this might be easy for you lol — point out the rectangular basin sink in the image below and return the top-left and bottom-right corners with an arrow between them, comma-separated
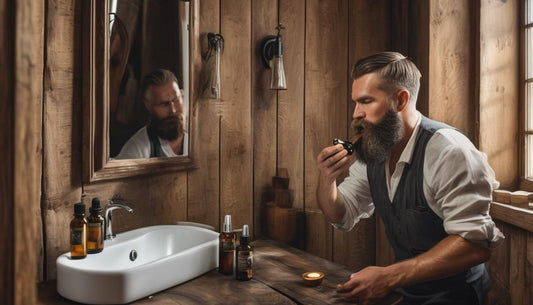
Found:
57,225 -> 219,304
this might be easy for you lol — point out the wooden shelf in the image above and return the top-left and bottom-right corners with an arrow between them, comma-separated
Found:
490,201 -> 533,233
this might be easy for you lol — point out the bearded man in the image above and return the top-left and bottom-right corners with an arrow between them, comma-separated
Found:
316,52 -> 503,305
117,69 -> 187,159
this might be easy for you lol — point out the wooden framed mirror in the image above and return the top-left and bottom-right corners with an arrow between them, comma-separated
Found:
83,0 -> 199,182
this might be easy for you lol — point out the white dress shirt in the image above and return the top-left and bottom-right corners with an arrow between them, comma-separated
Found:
116,126 -> 189,159
336,114 -> 504,249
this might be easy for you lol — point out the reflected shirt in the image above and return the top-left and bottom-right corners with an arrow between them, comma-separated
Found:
116,126 -> 188,159
336,114 -> 504,249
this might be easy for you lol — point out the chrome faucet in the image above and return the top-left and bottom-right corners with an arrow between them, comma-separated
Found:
104,199 -> 133,240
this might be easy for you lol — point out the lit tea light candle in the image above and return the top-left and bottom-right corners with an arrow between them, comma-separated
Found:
302,271 -> 325,286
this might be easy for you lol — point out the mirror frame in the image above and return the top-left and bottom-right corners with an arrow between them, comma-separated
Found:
83,0 -> 199,182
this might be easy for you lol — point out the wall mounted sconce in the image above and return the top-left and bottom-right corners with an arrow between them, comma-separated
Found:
261,24 -> 287,90
201,32 -> 224,99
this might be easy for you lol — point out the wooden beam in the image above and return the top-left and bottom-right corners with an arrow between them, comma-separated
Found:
14,0 -> 44,303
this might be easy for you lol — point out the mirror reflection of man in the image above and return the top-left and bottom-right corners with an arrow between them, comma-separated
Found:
116,69 -> 188,159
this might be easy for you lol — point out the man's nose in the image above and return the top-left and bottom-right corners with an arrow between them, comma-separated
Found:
170,102 -> 179,114
353,103 -> 364,120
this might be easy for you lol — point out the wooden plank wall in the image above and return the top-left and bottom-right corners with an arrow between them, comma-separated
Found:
8,0 -> 529,304
0,0 -> 44,304
40,0 -> 392,281
479,0 -> 519,189
0,0 -> 15,303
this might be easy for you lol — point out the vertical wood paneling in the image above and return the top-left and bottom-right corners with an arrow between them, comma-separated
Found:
332,0 -> 392,270
304,0 -> 348,259
408,0 -> 430,116
510,226 -> 527,305
13,0 -> 44,303
526,234 -> 533,302
479,0 -> 519,188
149,173 -> 188,224
278,0 -> 305,214
428,0 -> 474,138
0,0 -> 14,301
486,220 -> 511,304
391,0 -> 410,55
252,0 -> 277,238
43,0 -> 84,279
187,0 -> 221,230
219,0 -> 253,231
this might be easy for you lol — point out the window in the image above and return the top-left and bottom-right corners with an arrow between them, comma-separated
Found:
526,0 -> 533,181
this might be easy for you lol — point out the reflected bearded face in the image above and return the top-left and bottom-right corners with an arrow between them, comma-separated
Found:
351,105 -> 404,164
153,115 -> 184,141
145,81 -> 185,141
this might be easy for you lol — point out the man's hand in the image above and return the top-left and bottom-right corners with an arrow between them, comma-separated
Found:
316,144 -> 354,223
316,144 -> 352,185
336,266 -> 399,305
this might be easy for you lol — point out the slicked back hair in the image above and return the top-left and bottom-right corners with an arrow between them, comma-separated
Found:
351,52 -> 421,105
141,69 -> 179,101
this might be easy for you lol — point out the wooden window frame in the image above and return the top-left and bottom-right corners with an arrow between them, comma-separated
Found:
522,0 -> 533,191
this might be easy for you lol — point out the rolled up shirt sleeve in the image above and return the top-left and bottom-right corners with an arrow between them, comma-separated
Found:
335,160 -> 375,231
424,129 -> 505,249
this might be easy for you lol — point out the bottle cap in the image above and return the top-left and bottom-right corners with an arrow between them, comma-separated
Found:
240,224 -> 250,244
74,202 -> 85,217
223,215 -> 232,233
89,197 -> 102,214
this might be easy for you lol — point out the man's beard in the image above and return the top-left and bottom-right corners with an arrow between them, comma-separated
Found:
152,115 -> 184,141
351,108 -> 403,165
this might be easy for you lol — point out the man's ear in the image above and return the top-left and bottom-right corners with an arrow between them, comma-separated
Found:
396,89 -> 410,112
143,98 -> 151,111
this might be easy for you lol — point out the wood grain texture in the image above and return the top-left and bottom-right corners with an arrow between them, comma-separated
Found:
253,239 -> 354,305
509,226 -> 526,305
333,0 -> 392,270
187,0 -> 220,230
278,0 -> 305,213
428,0 -> 474,138
479,0 -> 519,188
252,0 -> 278,238
304,0 -> 349,260
219,0 -> 253,231
408,0 -> 430,116
0,0 -> 14,302
14,0 -> 44,303
485,220 -> 511,305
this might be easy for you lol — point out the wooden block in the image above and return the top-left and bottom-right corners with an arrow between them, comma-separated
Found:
492,190 -> 511,204
272,176 -> 289,189
264,203 -> 298,244
274,188 -> 293,208
272,168 -> 290,189
510,191 -> 533,209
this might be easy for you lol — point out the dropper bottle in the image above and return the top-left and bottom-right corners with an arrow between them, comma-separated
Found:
70,202 -> 87,259
219,215 -> 235,275
87,198 -> 104,253
236,224 -> 253,281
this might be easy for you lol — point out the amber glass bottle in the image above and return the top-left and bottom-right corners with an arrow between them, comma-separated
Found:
236,224 -> 253,281
219,215 -> 235,275
87,198 -> 104,254
70,202 -> 87,259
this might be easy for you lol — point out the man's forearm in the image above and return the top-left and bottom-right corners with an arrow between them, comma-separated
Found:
317,175 -> 346,224
385,235 -> 491,289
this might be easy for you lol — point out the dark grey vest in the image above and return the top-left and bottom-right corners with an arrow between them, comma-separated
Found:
146,123 -> 165,158
367,116 -> 488,301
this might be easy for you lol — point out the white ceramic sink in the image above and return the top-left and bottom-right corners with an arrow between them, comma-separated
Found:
57,225 -> 219,304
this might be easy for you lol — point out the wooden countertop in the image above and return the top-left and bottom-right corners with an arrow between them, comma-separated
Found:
39,239 -> 402,305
